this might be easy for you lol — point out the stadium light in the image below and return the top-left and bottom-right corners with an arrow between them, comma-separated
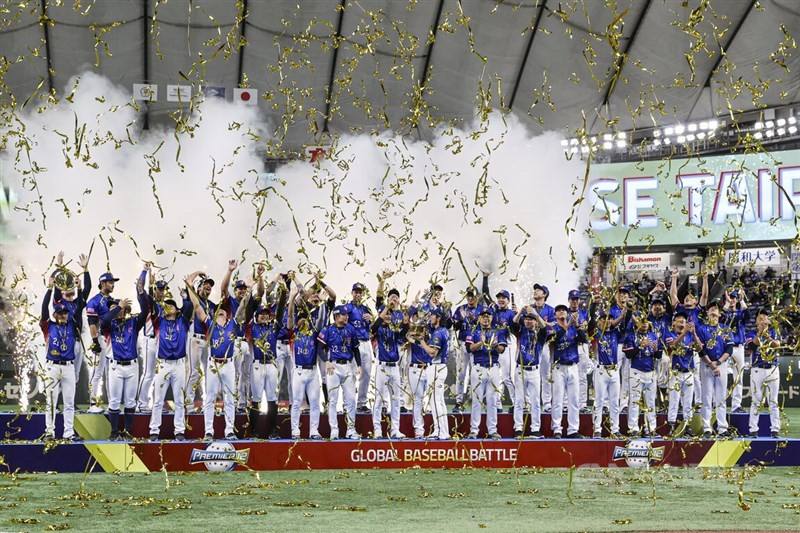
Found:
581,146 -> 590,154
653,138 -> 661,146
664,127 -> 674,135
688,123 -> 697,132
675,125 -> 686,135
699,121 -> 708,130
708,119 -> 719,129
603,133 -> 613,141
617,132 -> 626,140
602,141 -> 613,150
570,138 -> 579,145
789,116 -> 797,125
755,132 -> 763,139
653,129 -> 661,137
677,135 -> 686,143
686,134 -> 696,141
766,120 -> 774,129
766,129 -> 775,138
777,118 -> 786,127
790,125 -> 798,134
754,121 -> 764,130
663,137 -> 671,145
778,127 -> 786,136
697,132 -> 706,139
616,139 -> 626,148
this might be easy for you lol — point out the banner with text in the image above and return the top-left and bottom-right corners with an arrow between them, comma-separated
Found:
618,252 -> 671,271
589,149 -> 800,248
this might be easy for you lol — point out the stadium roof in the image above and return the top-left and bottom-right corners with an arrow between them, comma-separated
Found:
2,0 -> 798,153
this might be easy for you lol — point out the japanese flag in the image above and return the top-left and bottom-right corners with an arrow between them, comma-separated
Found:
233,88 -> 258,106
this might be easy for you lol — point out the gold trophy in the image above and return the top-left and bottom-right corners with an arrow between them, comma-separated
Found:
53,265 -> 77,292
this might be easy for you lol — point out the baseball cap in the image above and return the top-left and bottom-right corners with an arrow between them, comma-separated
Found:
568,289 -> 581,300
334,305 -> 349,316
387,288 -> 400,298
522,312 -> 536,320
479,307 -> 493,316
554,304 -> 568,313
428,308 -> 444,318
673,310 -> 688,320
465,287 -> 476,297
99,272 -> 119,283
255,306 -> 270,316
352,283 -> 366,292
706,299 -> 722,310
651,296 -> 665,306
496,290 -> 510,299
431,283 -> 444,292
53,303 -> 68,314
617,285 -> 630,294
730,289 -> 741,298
533,283 -> 549,299
154,280 -> 168,290
163,298 -> 178,309
200,277 -> 215,287
234,279 -> 248,289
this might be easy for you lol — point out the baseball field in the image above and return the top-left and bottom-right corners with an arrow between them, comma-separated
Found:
0,409 -> 797,532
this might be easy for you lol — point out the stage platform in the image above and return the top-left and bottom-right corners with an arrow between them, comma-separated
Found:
0,411 -> 795,473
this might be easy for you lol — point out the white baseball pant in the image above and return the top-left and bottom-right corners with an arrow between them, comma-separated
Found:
497,336 -> 517,409
513,365 -> 541,432
428,363 -> 449,439
108,360 -> 139,411
204,359 -> 236,436
540,344 -> 552,410
692,354 -> 702,405
149,358 -> 187,435
729,345 -> 745,410
136,334 -> 157,411
700,362 -> 728,433
276,342 -> 294,401
326,361 -> 357,438
44,361 -> 76,439
400,348 -> 412,409
373,362 -> 402,437
455,341 -> 471,404
291,366 -> 321,437
234,339 -> 251,409
356,340 -> 375,409
251,360 -> 278,402
749,366 -> 781,434
469,364 -> 501,435
186,335 -> 208,405
578,344 -> 592,409
628,368 -> 657,434
593,364 -> 620,434
551,363 -> 580,435
618,346 -> 630,409
73,340 -> 84,384
667,370 -> 695,424
89,335 -> 111,405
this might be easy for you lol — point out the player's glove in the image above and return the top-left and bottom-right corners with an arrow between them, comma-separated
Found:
90,338 -> 102,355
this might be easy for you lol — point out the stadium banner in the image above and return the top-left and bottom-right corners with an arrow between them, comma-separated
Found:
0,438 -> 797,472
589,148 -> 800,248
725,246 -> 782,266
617,252 -> 671,271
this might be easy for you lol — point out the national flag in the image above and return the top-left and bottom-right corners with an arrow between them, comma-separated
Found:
132,83 -> 158,102
202,86 -> 226,99
233,88 -> 258,106
166,84 -> 192,102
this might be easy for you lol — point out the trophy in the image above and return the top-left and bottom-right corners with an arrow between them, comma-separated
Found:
53,265 -> 77,292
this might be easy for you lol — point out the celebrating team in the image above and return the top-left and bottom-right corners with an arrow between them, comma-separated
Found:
39,254 -> 783,441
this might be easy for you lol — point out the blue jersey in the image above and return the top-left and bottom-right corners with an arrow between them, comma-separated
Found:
746,328 -> 780,368
465,326 -> 507,367
516,326 -> 547,366
343,302 -> 372,341
249,322 -> 281,362
371,314 -> 406,363
675,303 -> 703,325
550,323 -> 585,365
722,308 -> 747,345
153,315 -> 190,360
41,321 -> 77,362
663,330 -> 696,371
206,319 -> 241,359
86,292 -> 113,333
609,304 -> 629,334
593,328 -> 620,366
188,296 -> 216,335
318,323 -> 358,361
623,330 -> 661,372
492,307 -> 516,333
697,322 -> 733,362
532,303 -> 555,324
409,326 -> 449,364
452,303 -> 482,342
223,295 -> 243,326
648,312 -> 672,341
293,332 -> 318,366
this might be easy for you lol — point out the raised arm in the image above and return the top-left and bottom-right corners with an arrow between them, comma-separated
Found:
184,276 -> 208,323
669,268 -> 679,307
41,277 -> 54,323
78,253 -> 91,301
235,288 -> 252,325
287,284 -> 299,331
700,271 -> 709,307
219,259 -> 237,300
481,271 -> 493,306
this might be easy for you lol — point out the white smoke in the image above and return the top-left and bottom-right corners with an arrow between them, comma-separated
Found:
2,72 -> 591,309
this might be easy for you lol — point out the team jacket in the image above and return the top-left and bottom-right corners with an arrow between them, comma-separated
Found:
317,323 -> 360,362
205,318 -> 243,360
371,314 -> 407,363
550,323 -> 587,365
452,303 -> 482,342
144,292 -> 193,360
511,323 -> 548,367
343,302 -> 373,341
663,330 -> 698,371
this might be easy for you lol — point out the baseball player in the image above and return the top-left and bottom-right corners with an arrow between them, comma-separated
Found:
549,304 -> 588,439
146,290 -> 194,441
482,273 -> 517,413
669,270 -> 709,408
184,272 -> 217,411
100,278 -> 149,440
588,310 -> 622,439
287,283 -> 324,440
465,308 -> 506,439
318,306 -> 361,439
186,273 -> 243,441
697,300 -> 733,438
608,286 -> 633,411
135,270 -> 167,414
40,275 -> 84,441
343,283 -> 375,413
664,312 -> 702,436
623,313 -> 662,437
746,309 -> 781,438
510,306 -> 548,438
722,288 -> 748,413
52,251 -> 91,383
219,260 -> 250,412
530,284 -> 555,412
567,290 -> 591,411
86,271 -> 119,413
242,278 -> 286,439
407,308 -> 450,440
647,294 -> 672,412
370,287 -> 408,439
451,286 -> 486,413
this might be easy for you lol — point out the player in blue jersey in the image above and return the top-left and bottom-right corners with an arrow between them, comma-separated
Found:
184,271 -> 217,411
451,286 -> 489,413
588,311 -> 622,439
722,288 -> 749,413
530,283 -> 556,412
623,314 -> 663,437
697,300 -> 733,438
482,272 -> 517,413
407,308 -> 450,440
100,276 -> 149,440
549,304 -> 588,438
344,283 -> 375,413
664,311 -> 702,436
371,285 -> 409,439
746,309 -> 782,437
86,271 -> 119,413
608,285 -> 633,412
318,307 -> 361,439
465,308 -> 507,439
510,307 -> 549,438
567,289 -> 592,412
669,269 -> 709,409
135,265 -> 167,414
52,251 -> 91,384
41,273 -> 85,441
